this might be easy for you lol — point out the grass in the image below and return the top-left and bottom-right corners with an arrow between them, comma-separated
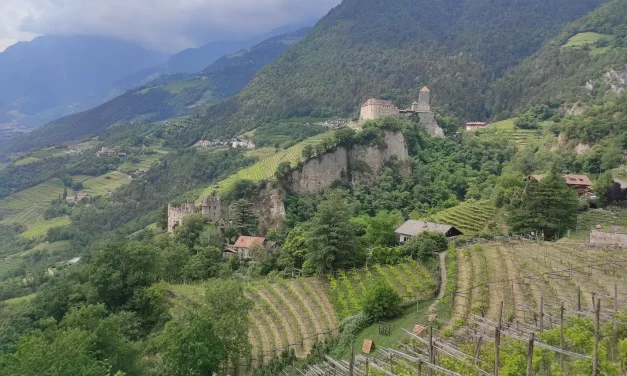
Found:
476,118 -> 549,148
563,32 -> 611,55
246,147 -> 278,159
2,293 -> 35,306
80,171 -> 132,197
0,178 -> 65,227
13,156 -> 40,166
118,153 -> 161,172
21,216 -> 71,239
198,132 -> 331,198
491,119 -> 515,130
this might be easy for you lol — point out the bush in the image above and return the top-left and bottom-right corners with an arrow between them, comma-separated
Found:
362,281 -> 402,322
400,231 -> 447,262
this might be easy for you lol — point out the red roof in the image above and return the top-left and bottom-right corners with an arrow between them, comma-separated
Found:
420,86 -> 430,92
466,122 -> 487,126
233,236 -> 266,249
529,174 -> 592,187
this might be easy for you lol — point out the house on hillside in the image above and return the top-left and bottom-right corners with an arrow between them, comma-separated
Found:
465,122 -> 488,131
223,236 -> 274,259
97,147 -> 118,157
394,220 -> 463,244
231,138 -> 256,149
527,174 -> 593,197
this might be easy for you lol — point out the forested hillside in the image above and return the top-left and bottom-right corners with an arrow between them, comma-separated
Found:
171,0 -> 607,144
0,28 -> 311,159
488,0 -> 627,118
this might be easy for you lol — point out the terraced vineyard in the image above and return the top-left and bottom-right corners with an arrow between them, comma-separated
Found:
429,201 -> 497,234
198,132 -> 331,198
560,208 -> 627,243
0,179 -> 68,238
326,262 -> 438,319
447,241 -> 627,335
169,276 -> 339,369
480,119 -> 547,148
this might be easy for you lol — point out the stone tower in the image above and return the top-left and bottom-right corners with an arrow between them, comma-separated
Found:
167,202 -> 196,233
416,86 -> 431,112
201,196 -> 222,222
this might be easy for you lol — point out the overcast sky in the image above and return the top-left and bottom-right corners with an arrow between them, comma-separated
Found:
0,0 -> 341,53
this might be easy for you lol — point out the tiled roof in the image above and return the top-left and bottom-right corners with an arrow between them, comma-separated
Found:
234,236 -> 266,249
530,174 -> 592,186
394,220 -> 460,236
420,86 -> 430,92
363,98 -> 394,106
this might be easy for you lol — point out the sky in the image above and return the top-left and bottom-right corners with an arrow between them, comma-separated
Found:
0,0 -> 341,53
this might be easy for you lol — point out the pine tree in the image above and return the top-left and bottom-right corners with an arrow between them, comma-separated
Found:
508,166 -> 578,240
231,199 -> 258,236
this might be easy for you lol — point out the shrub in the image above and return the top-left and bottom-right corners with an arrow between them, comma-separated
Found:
400,231 -> 447,262
362,281 -> 402,322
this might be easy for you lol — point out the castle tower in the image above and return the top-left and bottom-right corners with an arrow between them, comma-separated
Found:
416,86 -> 431,112
167,202 -> 196,233
201,196 -> 222,222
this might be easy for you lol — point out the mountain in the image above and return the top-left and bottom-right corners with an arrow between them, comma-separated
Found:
487,0 -> 627,119
172,0 -> 609,143
0,28 -> 312,157
0,35 -> 168,127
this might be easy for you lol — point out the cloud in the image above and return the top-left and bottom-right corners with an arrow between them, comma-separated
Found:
0,0 -> 340,53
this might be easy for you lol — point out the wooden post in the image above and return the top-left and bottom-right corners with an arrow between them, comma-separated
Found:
614,284 -> 619,361
417,359 -> 422,376
389,353 -> 394,374
593,298 -> 600,376
539,296 -> 544,332
498,301 -> 504,329
474,336 -> 483,367
560,303 -> 564,370
349,340 -> 355,376
577,286 -> 582,317
365,358 -> 369,376
494,327 -> 500,376
428,326 -> 434,376
526,332 -> 535,376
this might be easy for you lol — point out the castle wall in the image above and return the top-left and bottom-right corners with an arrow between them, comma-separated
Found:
360,104 -> 399,121
290,131 -> 409,194
202,196 -> 222,222
167,202 -> 196,233
589,230 -> 627,246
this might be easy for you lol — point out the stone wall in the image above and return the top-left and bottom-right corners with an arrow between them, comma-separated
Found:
167,202 -> 196,233
290,131 -> 409,194
589,229 -> 627,246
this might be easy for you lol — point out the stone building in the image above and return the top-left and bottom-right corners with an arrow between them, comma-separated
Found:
589,229 -> 627,246
466,122 -> 488,131
201,196 -> 222,222
359,87 -> 444,137
527,174 -> 593,197
167,202 -> 196,233
394,220 -> 463,244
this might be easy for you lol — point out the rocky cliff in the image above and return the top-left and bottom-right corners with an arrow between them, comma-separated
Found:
290,131 -> 409,194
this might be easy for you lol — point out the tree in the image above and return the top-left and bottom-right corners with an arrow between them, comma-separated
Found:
275,161 -> 293,185
351,210 -> 403,247
594,171 -> 615,207
89,241 -> 161,310
157,203 -> 168,230
507,167 -> 578,239
302,144 -> 315,160
130,282 -> 171,334
160,303 -> 226,376
232,199 -> 258,236
304,191 -> 360,274
174,213 -> 206,250
204,279 -> 253,370
277,225 -> 308,270
183,246 -> 222,281
362,281 -> 402,322
401,231 -> 447,262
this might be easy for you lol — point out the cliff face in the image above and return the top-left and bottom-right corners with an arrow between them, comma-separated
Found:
290,131 -> 409,194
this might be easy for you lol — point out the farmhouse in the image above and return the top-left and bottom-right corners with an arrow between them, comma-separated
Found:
527,174 -> 593,196
97,147 -> 118,157
223,236 -> 274,259
394,220 -> 463,244
231,138 -> 256,149
466,122 -> 488,131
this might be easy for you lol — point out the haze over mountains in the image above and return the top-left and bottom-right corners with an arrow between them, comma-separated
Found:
0,22 -> 315,128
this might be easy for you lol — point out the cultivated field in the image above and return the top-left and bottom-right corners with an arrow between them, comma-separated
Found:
0,179 -> 67,237
428,201 -> 497,235
170,276 -> 340,368
447,240 -> 627,334
563,32 -> 611,54
480,119 -> 547,148
198,132 -> 331,198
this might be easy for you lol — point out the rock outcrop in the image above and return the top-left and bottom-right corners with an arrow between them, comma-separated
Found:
290,131 -> 409,194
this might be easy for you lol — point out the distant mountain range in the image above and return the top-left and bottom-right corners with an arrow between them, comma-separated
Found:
0,27 -> 312,156
0,22 -> 315,128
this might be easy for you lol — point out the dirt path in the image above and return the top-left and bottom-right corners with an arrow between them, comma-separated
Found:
428,250 -> 448,313
448,249 -> 472,326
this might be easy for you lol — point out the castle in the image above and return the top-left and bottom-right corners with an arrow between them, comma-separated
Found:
167,196 -> 222,233
359,87 -> 444,137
